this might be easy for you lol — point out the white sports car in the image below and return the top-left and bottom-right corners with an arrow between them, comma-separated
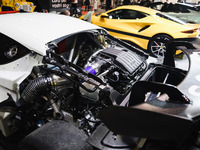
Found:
0,12 -> 200,150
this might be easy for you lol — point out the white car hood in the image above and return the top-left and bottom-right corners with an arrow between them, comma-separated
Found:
0,12 -> 102,55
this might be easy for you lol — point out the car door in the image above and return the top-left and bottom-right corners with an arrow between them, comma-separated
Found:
93,9 -> 150,46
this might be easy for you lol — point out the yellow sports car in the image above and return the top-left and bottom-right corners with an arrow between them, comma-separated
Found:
80,5 -> 200,57
0,0 -> 36,12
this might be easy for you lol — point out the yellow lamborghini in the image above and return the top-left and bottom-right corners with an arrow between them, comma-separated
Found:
80,5 -> 200,57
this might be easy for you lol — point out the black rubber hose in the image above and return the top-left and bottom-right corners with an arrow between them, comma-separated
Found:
21,77 -> 51,103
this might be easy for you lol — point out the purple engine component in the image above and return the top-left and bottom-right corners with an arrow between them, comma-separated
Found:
85,66 -> 96,75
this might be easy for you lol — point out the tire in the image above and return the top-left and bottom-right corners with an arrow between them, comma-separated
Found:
18,120 -> 93,150
148,34 -> 172,58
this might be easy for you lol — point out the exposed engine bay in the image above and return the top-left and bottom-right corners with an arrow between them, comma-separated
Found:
13,30 -> 148,136
0,29 -> 192,150
81,47 -> 147,101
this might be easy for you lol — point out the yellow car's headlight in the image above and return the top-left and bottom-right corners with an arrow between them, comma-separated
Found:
15,3 -> 19,7
30,3 -> 34,7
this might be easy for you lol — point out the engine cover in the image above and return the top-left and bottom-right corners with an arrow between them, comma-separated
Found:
100,48 -> 145,75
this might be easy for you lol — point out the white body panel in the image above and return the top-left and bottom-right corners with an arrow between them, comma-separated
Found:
0,13 -> 101,55
0,54 -> 43,102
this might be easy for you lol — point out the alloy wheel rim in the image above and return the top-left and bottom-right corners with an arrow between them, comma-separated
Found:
151,41 -> 167,57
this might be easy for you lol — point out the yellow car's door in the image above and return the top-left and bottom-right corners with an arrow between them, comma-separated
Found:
92,9 -> 151,49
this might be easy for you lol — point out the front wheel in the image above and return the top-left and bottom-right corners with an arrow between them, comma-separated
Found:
148,34 -> 172,58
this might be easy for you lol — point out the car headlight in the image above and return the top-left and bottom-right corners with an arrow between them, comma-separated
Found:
15,3 -> 19,7
30,3 -> 34,7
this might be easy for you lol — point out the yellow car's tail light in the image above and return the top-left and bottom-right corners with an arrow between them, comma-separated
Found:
181,28 -> 198,34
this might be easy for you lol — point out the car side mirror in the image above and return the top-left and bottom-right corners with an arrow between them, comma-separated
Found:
100,13 -> 109,18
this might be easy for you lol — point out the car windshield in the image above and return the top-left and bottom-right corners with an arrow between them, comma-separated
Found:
156,12 -> 187,25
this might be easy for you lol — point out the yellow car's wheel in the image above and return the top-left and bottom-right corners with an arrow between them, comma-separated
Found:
148,34 -> 173,58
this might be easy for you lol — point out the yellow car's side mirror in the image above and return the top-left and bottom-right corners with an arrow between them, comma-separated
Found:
100,13 -> 109,18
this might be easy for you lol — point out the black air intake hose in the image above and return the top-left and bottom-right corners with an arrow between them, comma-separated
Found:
21,77 -> 52,103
